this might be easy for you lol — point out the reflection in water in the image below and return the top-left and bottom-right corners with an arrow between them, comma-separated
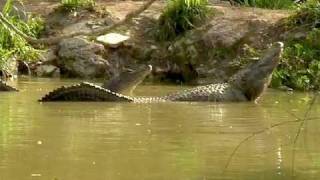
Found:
276,145 -> 283,175
0,78 -> 319,179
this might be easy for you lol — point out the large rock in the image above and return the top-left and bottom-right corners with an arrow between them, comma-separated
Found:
57,37 -> 110,78
35,65 -> 60,77
44,7 -> 115,37
201,6 -> 289,49
202,18 -> 268,49
39,48 -> 57,63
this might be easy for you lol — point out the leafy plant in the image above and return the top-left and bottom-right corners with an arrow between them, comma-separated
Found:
287,0 -> 320,28
272,29 -> 320,90
156,0 -> 210,41
0,0 -> 44,70
270,0 -> 320,90
230,0 -> 295,9
60,0 -> 95,10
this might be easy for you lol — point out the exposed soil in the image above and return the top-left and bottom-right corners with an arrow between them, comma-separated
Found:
23,0 -> 164,18
16,1 -> 292,83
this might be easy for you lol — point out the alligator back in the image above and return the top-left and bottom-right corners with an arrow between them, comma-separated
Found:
163,83 -> 247,102
102,65 -> 152,95
39,42 -> 283,103
39,82 -> 133,102
39,65 -> 152,102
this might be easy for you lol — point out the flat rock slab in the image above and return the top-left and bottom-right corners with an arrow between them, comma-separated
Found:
97,33 -> 130,48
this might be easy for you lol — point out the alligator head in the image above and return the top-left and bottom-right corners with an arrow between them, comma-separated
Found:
102,65 -> 152,95
229,42 -> 284,101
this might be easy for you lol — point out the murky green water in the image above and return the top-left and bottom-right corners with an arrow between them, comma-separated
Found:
0,78 -> 319,180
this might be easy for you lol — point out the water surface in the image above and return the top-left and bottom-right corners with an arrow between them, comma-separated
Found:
0,78 -> 319,180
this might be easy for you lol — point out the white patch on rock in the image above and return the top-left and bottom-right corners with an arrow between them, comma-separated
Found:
96,33 -> 130,48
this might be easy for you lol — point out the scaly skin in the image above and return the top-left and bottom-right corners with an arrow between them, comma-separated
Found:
102,65 -> 153,95
40,42 -> 283,102
40,82 -> 133,102
39,65 -> 152,102
0,80 -> 18,91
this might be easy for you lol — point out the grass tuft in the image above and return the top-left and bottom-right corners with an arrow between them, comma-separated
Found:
272,0 -> 320,90
60,0 -> 95,10
287,0 -> 320,28
230,0 -> 295,9
155,0 -> 211,41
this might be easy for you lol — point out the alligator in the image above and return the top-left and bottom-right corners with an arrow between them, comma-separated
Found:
40,65 -> 153,102
0,79 -> 18,91
102,65 -> 153,95
39,42 -> 283,102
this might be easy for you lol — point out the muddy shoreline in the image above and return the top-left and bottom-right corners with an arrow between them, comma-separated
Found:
3,0 -> 293,85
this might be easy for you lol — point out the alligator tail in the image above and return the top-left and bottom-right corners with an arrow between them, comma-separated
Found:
39,82 -> 133,102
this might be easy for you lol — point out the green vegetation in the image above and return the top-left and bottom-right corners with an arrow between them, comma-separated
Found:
272,0 -> 320,90
0,0 -> 44,70
273,30 -> 320,90
60,0 -> 95,10
156,0 -> 210,41
231,0 -> 295,9
287,0 -> 320,28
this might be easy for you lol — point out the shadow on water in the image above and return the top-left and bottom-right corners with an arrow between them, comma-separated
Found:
0,78 -> 319,179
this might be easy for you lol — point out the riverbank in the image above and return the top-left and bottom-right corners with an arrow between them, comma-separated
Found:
1,0 -> 317,90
